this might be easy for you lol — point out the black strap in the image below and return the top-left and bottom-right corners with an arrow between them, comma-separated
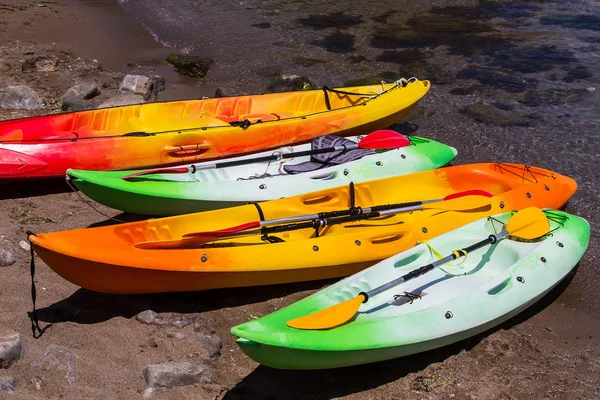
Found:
322,87 -> 332,110
229,119 -> 252,129
26,231 -> 49,338
250,202 -> 265,221
349,181 -> 356,209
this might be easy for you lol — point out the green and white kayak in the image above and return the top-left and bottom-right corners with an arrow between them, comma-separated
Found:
66,135 -> 456,216
231,210 -> 590,370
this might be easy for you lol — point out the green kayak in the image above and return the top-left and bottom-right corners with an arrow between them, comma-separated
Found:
67,134 -> 456,216
231,210 -> 590,369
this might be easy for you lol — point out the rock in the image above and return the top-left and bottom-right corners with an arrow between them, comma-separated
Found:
32,344 -> 77,384
143,361 -> 217,398
215,87 -> 245,98
460,103 -> 533,127
60,96 -> 95,112
256,65 -> 282,78
166,55 -> 214,79
193,323 -> 222,361
135,311 -> 201,328
457,67 -> 537,93
21,55 -> 58,73
267,75 -> 314,93
120,74 -> 165,101
19,240 -> 30,252
166,332 -> 186,340
31,376 -> 42,391
98,94 -> 145,108
0,85 -> 44,110
0,376 -> 16,394
136,310 -> 159,325
0,237 -> 19,267
61,83 -> 100,101
0,331 -> 24,369
294,57 -> 326,67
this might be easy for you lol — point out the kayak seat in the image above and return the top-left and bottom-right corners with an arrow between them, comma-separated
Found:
284,135 -> 374,174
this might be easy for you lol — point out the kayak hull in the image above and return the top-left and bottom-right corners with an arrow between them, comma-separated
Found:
232,210 -> 590,369
0,81 -> 430,180
67,135 -> 458,216
29,163 -> 577,294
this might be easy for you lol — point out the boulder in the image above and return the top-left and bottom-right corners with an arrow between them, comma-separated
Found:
143,361 -> 217,398
166,55 -> 214,79
0,85 -> 44,110
98,94 -> 145,108
60,96 -> 95,112
215,87 -> 246,98
0,331 -> 24,369
120,74 -> 165,101
21,56 -> 58,73
0,237 -> 19,267
267,74 -> 314,93
61,83 -> 100,101
193,323 -> 222,361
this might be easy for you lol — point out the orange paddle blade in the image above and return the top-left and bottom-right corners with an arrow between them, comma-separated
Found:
506,207 -> 550,239
286,294 -> 366,330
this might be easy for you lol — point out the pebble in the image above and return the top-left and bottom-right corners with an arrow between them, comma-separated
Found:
19,240 -> 30,252
0,85 -> 44,110
0,376 -> 16,394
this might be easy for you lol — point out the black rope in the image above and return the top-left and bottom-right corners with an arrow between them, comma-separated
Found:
250,202 -> 265,221
494,163 -> 555,184
25,232 -> 49,338
393,291 -> 422,304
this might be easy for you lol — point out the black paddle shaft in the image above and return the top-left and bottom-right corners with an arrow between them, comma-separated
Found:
361,233 -> 502,301
260,209 -> 386,235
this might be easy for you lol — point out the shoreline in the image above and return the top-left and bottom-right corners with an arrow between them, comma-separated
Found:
1,0 -> 599,398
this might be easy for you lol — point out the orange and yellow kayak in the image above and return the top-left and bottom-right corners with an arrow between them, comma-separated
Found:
0,80 -> 429,180
29,163 -> 576,294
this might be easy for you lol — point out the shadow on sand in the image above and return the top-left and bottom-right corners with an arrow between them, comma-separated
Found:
0,178 -> 72,199
223,264 -> 579,400
34,278 -> 338,325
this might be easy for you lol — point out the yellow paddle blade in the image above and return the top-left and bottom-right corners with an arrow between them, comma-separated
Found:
286,294 -> 366,330
424,195 -> 491,212
506,207 -> 550,239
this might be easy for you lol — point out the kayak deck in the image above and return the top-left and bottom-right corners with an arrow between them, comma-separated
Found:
231,210 -> 590,369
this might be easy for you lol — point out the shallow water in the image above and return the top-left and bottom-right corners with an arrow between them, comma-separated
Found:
100,0 -> 600,316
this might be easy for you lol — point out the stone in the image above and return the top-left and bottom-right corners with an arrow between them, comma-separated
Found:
0,331 -> 24,369
120,74 -> 165,101
193,323 -> 222,361
0,376 -> 16,394
135,311 -> 201,328
61,96 -> 95,112
0,85 -> 44,110
267,74 -> 314,93
32,344 -> 77,384
166,55 -> 214,79
19,240 -> 30,252
98,94 -> 145,108
21,55 -> 58,73
136,310 -> 159,325
460,103 -> 533,127
166,332 -> 186,340
0,237 -> 19,267
143,361 -> 217,398
215,87 -> 245,98
60,83 -> 100,101
31,376 -> 42,391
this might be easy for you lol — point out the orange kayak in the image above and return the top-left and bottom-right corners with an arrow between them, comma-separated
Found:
0,80 -> 429,180
29,163 -> 576,294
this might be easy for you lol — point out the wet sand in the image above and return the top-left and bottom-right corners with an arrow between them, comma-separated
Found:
1,0 -> 599,399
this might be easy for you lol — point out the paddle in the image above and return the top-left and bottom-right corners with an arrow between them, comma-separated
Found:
182,189 -> 493,239
122,130 -> 411,180
134,190 -> 493,250
285,207 -> 550,330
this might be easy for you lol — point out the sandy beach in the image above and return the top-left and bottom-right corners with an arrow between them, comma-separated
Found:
1,0 -> 599,399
